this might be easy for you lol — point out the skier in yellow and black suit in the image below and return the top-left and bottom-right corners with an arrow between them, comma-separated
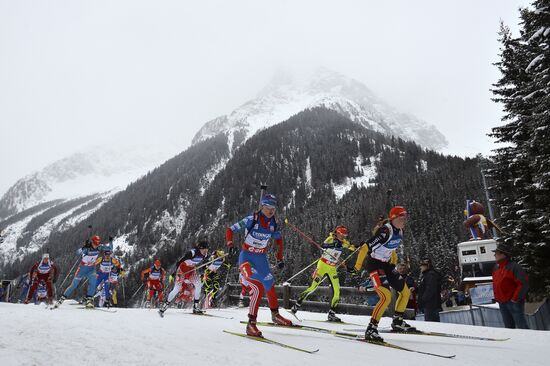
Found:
354,206 -> 416,342
291,226 -> 356,322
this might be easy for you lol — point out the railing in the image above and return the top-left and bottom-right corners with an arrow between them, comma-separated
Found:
222,283 -> 416,319
417,299 -> 550,330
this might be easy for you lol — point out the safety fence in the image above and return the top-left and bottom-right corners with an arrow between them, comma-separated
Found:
222,283 -> 416,319
416,299 -> 550,330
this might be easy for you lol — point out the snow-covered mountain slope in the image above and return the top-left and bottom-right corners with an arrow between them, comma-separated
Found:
0,193 -> 112,266
192,67 -> 448,151
0,144 -> 181,220
0,143 -> 182,265
0,302 -> 547,366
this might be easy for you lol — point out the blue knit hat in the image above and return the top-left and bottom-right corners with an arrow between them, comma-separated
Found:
260,194 -> 277,208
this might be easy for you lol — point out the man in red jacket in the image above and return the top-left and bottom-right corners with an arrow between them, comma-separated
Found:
492,242 -> 529,329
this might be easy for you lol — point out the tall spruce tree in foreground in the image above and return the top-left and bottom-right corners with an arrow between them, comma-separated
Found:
490,0 -> 550,297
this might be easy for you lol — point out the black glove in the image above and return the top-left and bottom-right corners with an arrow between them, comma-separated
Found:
277,260 -> 285,269
109,236 -> 114,242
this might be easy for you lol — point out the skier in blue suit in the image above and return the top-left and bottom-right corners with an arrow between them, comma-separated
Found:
55,235 -> 111,308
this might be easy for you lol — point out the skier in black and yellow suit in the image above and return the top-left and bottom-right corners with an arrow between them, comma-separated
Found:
291,226 -> 356,322
354,206 -> 416,342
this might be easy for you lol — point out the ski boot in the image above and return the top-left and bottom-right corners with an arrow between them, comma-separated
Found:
192,300 -> 204,314
327,309 -> 342,322
237,297 -> 245,308
365,321 -> 384,343
391,312 -> 416,332
53,295 -> 66,309
271,309 -> 293,326
85,296 -> 94,309
158,301 -> 170,317
290,300 -> 301,315
246,314 -> 263,337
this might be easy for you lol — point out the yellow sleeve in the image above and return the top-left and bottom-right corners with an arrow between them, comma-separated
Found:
94,257 -> 102,265
343,239 -> 356,252
354,244 -> 369,271
390,251 -> 398,265
324,233 -> 335,244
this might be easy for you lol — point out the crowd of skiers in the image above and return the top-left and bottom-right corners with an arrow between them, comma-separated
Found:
12,192 -> 529,339
15,236 -> 126,308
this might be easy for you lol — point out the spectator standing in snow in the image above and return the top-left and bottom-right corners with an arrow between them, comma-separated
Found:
492,242 -> 529,329
417,258 -> 442,322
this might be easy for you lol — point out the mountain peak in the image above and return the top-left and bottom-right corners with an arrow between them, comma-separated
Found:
192,67 -> 447,150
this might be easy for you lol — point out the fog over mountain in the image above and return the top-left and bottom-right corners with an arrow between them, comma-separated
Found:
193,68 -> 448,151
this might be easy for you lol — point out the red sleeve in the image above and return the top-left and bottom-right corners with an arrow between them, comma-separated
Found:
178,262 -> 187,273
275,238 -> 283,261
29,263 -> 38,277
226,227 -> 234,243
140,268 -> 150,281
50,263 -> 59,283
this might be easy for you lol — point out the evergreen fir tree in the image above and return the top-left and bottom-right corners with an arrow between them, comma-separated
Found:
490,0 -> 550,296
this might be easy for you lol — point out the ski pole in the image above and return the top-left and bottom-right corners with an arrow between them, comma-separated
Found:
129,283 -> 144,302
177,253 -> 230,278
122,278 -> 126,305
57,258 -> 80,293
284,258 -> 319,283
336,245 -> 361,269
258,183 -> 268,210
283,218 -> 343,265
318,245 -> 363,285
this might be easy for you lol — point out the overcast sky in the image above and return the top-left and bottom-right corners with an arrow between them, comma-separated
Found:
0,0 -> 530,194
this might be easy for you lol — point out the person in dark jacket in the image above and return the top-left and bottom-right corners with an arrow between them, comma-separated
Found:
492,242 -> 529,329
417,259 -> 442,322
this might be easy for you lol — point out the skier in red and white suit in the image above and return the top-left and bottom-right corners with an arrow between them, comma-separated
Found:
141,259 -> 166,305
159,240 -> 208,315
25,253 -> 58,304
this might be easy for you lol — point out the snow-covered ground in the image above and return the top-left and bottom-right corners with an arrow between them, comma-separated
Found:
1,301 -> 548,366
